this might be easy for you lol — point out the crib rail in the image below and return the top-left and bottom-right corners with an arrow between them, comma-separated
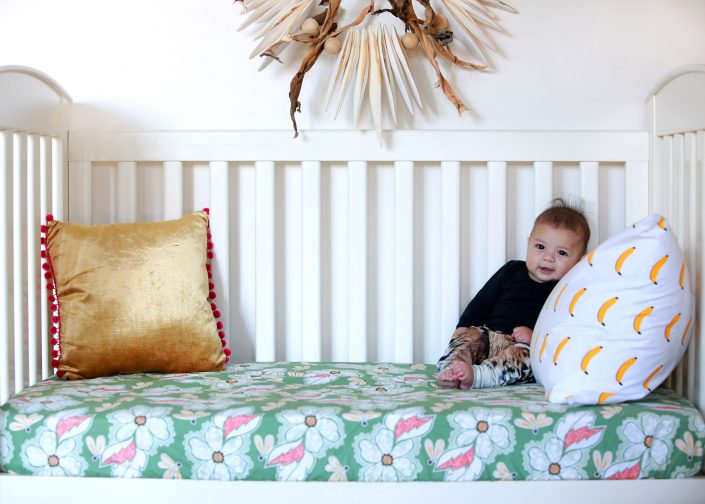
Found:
66,130 -> 648,367
649,65 -> 705,412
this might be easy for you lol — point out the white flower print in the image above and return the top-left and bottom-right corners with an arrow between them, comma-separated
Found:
108,405 -> 175,452
689,414 -> 705,435
525,437 -> 585,480
266,440 -> 317,481
0,411 -> 13,469
523,411 -> 604,480
20,409 -> 92,477
354,424 -> 421,481
617,413 -> 677,475
10,394 -> 79,414
451,407 -> 513,461
303,369 -> 358,386
435,444 -> 484,481
185,407 -> 261,480
279,407 -> 343,455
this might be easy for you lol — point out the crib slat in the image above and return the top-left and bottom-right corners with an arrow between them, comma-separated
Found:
487,162 -> 507,276
579,161 -> 599,250
68,161 -> 92,225
686,132 -> 697,402
533,161 -> 553,215
348,161 -> 368,361
697,130 -> 705,410
209,161 -> 230,352
0,130 -> 12,403
301,161 -> 322,361
256,161 -> 276,361
162,161 -> 184,220
12,133 -> 25,393
625,161 -> 649,225
52,137 -> 64,219
673,134 -> 685,396
394,161 -> 414,363
39,136 -> 51,379
117,161 -> 138,223
441,162 -> 461,353
27,134 -> 39,387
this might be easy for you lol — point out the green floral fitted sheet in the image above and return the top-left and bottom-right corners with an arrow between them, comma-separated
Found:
1,362 -> 703,481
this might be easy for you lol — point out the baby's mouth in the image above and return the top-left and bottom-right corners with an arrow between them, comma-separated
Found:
539,267 -> 554,275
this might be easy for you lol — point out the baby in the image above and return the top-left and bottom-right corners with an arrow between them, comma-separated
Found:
437,198 -> 590,389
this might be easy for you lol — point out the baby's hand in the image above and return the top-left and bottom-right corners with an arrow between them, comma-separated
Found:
512,326 -> 533,345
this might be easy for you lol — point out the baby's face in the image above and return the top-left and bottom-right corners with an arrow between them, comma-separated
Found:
526,224 -> 584,283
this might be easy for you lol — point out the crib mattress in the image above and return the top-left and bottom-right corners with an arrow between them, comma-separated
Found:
1,362 -> 703,481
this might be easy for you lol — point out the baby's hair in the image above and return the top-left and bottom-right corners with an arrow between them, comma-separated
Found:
533,197 -> 591,254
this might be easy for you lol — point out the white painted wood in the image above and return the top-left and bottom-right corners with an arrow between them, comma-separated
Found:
0,130 -> 12,403
12,133 -> 25,393
26,134 -> 39,386
487,162 -> 507,276
673,134 -> 685,395
68,161 -> 92,224
1,473 -> 705,504
209,161 -> 230,348
301,161 -> 322,361
116,161 -> 138,223
348,161 -> 368,361
624,161 -> 649,225
686,132 -> 697,403
698,130 -> 705,411
533,161 -> 553,216
162,161 -> 184,220
394,161 -> 414,363
440,162 -> 460,353
39,135 -> 50,379
51,137 -> 63,219
70,131 -> 649,163
579,161 -> 599,252
255,161 -> 276,361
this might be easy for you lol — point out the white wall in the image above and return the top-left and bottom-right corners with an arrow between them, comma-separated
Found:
0,0 -> 704,132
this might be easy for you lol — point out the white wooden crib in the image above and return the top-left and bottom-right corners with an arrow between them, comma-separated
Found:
0,64 -> 704,503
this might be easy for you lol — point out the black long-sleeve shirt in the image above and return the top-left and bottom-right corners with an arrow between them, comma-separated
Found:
457,260 -> 557,334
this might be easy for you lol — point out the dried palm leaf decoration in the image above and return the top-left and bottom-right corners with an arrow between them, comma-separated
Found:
235,0 -> 516,142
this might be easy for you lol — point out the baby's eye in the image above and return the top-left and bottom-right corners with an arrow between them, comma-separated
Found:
558,250 -> 568,256
535,244 -> 545,250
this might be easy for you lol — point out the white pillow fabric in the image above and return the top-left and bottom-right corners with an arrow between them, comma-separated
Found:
531,214 -> 694,405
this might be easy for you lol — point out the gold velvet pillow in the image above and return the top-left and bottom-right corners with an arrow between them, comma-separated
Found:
41,210 -> 229,380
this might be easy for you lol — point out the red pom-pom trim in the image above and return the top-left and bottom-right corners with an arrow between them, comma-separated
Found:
42,216 -> 64,378
203,210 -> 228,363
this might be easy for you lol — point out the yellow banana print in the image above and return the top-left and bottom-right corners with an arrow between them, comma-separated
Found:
650,255 -> 669,285
539,333 -> 549,363
553,336 -> 571,366
553,284 -> 568,312
633,306 -> 654,335
598,392 -> 615,405
664,313 -> 681,342
581,346 -> 603,375
679,261 -> 685,289
643,365 -> 663,391
587,249 -> 596,267
682,317 -> 693,346
616,357 -> 638,385
569,288 -> 587,317
657,215 -> 667,230
614,246 -> 636,275
597,297 -> 619,326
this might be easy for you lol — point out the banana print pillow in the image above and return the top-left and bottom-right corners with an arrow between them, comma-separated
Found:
531,214 -> 694,405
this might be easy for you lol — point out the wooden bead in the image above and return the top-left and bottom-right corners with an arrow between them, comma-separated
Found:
401,32 -> 419,50
301,18 -> 320,36
324,36 -> 342,54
